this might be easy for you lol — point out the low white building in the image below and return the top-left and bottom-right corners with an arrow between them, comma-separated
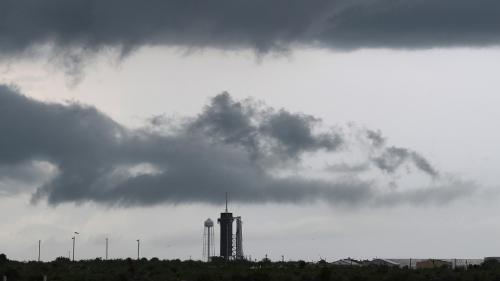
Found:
369,259 -> 400,267
332,258 -> 363,266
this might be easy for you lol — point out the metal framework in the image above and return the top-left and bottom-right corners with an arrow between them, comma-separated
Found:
235,217 -> 244,260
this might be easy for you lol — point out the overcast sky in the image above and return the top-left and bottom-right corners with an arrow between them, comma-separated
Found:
1,0 -> 500,262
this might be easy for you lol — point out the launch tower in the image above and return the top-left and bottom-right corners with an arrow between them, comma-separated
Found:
218,193 -> 234,260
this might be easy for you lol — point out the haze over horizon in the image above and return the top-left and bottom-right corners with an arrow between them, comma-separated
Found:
1,0 -> 500,262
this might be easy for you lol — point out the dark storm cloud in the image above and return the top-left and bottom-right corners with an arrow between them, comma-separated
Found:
189,92 -> 259,154
0,85 -> 465,207
260,110 -> 342,159
189,92 -> 343,161
1,0 -> 500,60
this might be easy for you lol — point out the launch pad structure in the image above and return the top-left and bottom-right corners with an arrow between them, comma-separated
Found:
217,193 -> 244,261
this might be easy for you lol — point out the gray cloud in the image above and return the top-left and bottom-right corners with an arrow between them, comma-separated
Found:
0,85 -> 467,207
260,110 -> 342,159
374,179 -> 475,207
0,161 -> 56,195
372,146 -> 439,178
1,0 -> 500,61
326,162 -> 371,174
189,92 -> 259,155
365,130 -> 386,148
189,92 -> 343,161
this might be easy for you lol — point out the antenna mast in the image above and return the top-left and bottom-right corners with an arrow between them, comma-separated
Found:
225,192 -> 228,212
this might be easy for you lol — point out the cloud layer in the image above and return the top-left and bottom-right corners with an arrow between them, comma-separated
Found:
3,0 -> 499,82
0,85 -> 470,207
1,0 -> 500,58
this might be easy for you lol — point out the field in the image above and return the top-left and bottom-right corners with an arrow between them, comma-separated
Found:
1,255 -> 500,281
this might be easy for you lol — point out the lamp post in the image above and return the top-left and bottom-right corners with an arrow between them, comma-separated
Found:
136,239 -> 140,260
105,238 -> 109,260
38,240 -> 41,262
72,232 -> 79,261
72,237 -> 75,261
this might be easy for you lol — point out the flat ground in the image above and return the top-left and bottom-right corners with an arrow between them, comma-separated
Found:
1,257 -> 500,281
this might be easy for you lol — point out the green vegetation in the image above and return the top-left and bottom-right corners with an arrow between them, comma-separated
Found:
1,254 -> 500,281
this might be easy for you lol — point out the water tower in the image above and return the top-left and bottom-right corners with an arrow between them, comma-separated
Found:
203,218 -> 215,261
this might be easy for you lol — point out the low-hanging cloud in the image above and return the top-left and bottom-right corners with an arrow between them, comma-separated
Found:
0,85 -> 471,207
1,0 -> 500,60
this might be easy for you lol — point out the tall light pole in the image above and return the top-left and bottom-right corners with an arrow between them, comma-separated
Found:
72,237 -> 75,261
105,238 -> 109,260
72,232 -> 79,261
136,239 -> 140,260
38,240 -> 41,262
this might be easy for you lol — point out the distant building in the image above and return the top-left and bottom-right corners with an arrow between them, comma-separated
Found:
369,259 -> 400,267
332,258 -> 363,266
416,259 -> 452,269
484,257 -> 500,263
